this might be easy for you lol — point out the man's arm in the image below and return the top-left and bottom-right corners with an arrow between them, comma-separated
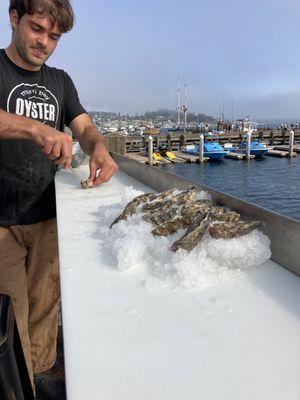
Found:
69,113 -> 118,186
0,108 -> 73,168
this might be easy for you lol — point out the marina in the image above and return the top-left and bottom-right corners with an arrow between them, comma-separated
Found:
103,128 -> 300,164
103,128 -> 300,154
102,128 -> 300,221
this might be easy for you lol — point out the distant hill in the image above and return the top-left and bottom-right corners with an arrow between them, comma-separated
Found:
89,111 -> 118,119
143,109 -> 216,123
89,109 -> 216,123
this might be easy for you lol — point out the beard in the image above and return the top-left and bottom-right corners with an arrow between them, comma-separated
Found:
14,31 -> 52,68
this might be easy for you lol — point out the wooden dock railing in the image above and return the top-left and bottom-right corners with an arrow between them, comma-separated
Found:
103,129 -> 300,155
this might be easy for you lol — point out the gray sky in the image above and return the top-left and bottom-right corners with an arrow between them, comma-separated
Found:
1,0 -> 300,119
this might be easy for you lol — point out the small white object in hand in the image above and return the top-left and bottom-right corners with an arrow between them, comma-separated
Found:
81,180 -> 94,189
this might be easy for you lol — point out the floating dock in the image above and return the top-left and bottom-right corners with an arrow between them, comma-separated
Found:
174,151 -> 206,163
225,152 -> 255,160
273,145 -> 300,153
126,151 -> 203,164
266,149 -> 297,158
127,151 -> 260,164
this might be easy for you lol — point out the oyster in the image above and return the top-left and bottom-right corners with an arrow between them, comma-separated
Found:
212,211 -> 240,224
142,186 -> 197,212
110,192 -> 157,228
170,211 -> 214,252
181,203 -> 226,224
81,179 -> 94,189
110,188 -> 177,228
143,206 -> 179,226
181,200 -> 213,217
209,221 -> 263,239
152,216 -> 189,236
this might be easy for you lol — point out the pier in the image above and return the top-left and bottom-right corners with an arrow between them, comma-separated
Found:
127,151 -> 209,165
267,149 -> 297,158
225,152 -> 255,160
103,128 -> 299,163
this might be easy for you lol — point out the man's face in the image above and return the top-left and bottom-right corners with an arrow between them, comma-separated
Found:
10,10 -> 62,70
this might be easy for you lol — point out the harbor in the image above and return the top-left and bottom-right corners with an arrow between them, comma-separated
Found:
99,129 -> 300,221
103,128 -> 300,162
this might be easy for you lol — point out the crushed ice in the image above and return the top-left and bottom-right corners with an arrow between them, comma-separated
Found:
97,186 -> 271,289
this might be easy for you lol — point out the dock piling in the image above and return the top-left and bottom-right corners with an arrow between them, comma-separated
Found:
289,130 -> 294,158
148,136 -> 153,166
199,134 -> 204,163
246,132 -> 252,160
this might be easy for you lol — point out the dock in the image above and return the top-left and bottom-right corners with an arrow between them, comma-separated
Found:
273,145 -> 300,153
126,151 -> 209,164
126,153 -> 161,165
266,149 -> 297,158
126,152 -> 184,165
103,132 -> 300,164
103,128 -> 300,156
174,151 -> 205,163
225,152 -> 255,160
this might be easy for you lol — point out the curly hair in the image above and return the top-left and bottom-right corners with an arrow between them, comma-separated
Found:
9,0 -> 74,33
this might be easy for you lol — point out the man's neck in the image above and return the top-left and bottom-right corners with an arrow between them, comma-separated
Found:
5,44 -> 41,72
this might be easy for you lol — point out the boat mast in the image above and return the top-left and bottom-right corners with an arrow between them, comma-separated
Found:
177,75 -> 181,127
182,83 -> 188,135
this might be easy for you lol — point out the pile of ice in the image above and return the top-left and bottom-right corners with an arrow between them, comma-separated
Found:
97,186 -> 271,289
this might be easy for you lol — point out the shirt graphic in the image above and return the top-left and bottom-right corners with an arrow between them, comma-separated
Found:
7,83 -> 59,128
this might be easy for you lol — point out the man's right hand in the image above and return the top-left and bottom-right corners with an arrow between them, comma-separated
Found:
0,109 -> 73,169
37,130 -> 73,169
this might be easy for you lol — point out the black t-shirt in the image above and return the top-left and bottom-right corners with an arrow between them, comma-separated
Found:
0,49 -> 86,226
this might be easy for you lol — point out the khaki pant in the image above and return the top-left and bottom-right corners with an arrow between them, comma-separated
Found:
0,218 -> 60,385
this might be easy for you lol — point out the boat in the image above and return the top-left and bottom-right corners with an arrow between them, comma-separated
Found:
224,140 -> 268,158
182,142 -> 226,160
226,119 -> 268,158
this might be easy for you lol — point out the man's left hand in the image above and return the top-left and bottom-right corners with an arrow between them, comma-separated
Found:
88,142 -> 118,187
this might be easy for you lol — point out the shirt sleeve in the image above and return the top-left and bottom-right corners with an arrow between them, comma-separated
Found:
63,72 -> 87,126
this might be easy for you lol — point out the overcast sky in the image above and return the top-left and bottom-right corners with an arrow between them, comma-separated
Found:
1,0 -> 300,120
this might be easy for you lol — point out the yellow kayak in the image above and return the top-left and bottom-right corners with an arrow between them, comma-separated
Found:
165,151 -> 176,160
153,152 -> 163,161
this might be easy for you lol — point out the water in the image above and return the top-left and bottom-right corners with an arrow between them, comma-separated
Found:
160,155 -> 300,221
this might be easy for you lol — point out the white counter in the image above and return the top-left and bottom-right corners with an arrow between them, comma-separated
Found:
55,166 -> 300,400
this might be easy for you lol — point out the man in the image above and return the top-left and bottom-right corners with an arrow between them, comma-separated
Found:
0,0 -> 118,393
